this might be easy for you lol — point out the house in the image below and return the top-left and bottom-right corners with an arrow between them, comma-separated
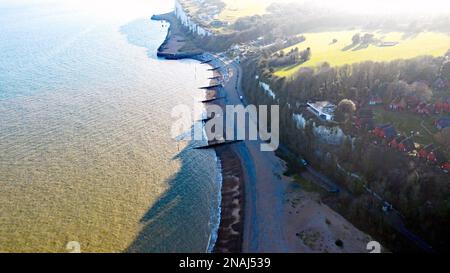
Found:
368,97 -> 383,106
415,102 -> 432,115
405,95 -> 420,109
397,136 -> 415,153
433,100 -> 450,113
417,144 -> 435,159
389,136 -> 405,149
373,124 -> 397,140
441,162 -> 450,173
389,98 -> 406,111
307,101 -> 336,121
373,124 -> 390,137
435,117 -> 450,130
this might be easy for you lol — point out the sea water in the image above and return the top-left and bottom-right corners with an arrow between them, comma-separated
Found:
0,0 -> 221,252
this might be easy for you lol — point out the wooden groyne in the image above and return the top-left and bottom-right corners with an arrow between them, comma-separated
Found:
199,84 -> 223,90
208,67 -> 221,71
197,117 -> 213,123
200,97 -> 226,103
194,140 -> 243,150
201,59 -> 213,64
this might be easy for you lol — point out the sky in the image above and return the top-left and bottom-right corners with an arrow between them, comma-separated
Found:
297,0 -> 450,15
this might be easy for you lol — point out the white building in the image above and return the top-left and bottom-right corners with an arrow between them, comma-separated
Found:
307,101 -> 336,121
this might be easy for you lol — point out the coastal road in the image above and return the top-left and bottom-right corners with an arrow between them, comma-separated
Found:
209,54 -> 291,252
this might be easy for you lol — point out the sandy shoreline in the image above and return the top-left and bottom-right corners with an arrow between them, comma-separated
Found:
152,12 -> 375,253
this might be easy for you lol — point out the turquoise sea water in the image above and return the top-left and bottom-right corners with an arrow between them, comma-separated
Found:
0,0 -> 221,252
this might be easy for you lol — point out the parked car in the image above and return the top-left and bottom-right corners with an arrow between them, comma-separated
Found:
300,159 -> 308,166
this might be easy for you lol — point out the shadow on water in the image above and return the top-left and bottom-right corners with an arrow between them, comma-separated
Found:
119,18 -> 169,59
119,17 -> 220,253
126,131 -> 220,253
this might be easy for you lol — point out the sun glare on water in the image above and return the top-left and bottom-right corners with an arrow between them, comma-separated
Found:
63,0 -> 169,20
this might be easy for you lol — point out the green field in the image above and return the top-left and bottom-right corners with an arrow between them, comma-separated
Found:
274,31 -> 450,77
218,0 -> 287,22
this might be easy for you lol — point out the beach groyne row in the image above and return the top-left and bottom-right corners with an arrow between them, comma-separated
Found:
151,13 -> 246,252
197,53 -> 246,253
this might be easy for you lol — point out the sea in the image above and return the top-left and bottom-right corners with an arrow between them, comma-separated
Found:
0,0 -> 221,253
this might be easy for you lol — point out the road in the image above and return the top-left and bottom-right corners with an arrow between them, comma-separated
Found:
206,54 -> 290,252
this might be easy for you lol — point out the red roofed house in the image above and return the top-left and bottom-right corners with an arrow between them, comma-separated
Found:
434,100 -> 450,114
427,151 -> 437,163
442,162 -> 450,173
373,124 -> 397,140
389,136 -> 405,149
397,136 -> 415,153
417,144 -> 435,159
389,98 -> 406,111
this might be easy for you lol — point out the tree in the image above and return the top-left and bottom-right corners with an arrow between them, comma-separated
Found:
336,99 -> 356,125
411,81 -> 432,101
337,99 -> 356,114
385,80 -> 411,103
300,47 -> 311,62
362,33 -> 375,44
352,33 -> 361,45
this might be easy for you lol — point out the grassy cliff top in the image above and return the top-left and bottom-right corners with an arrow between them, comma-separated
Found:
179,0 -> 292,33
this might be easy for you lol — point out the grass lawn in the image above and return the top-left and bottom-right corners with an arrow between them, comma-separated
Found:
274,31 -> 450,77
372,106 -> 441,146
218,0 -> 270,22
218,0 -> 296,22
